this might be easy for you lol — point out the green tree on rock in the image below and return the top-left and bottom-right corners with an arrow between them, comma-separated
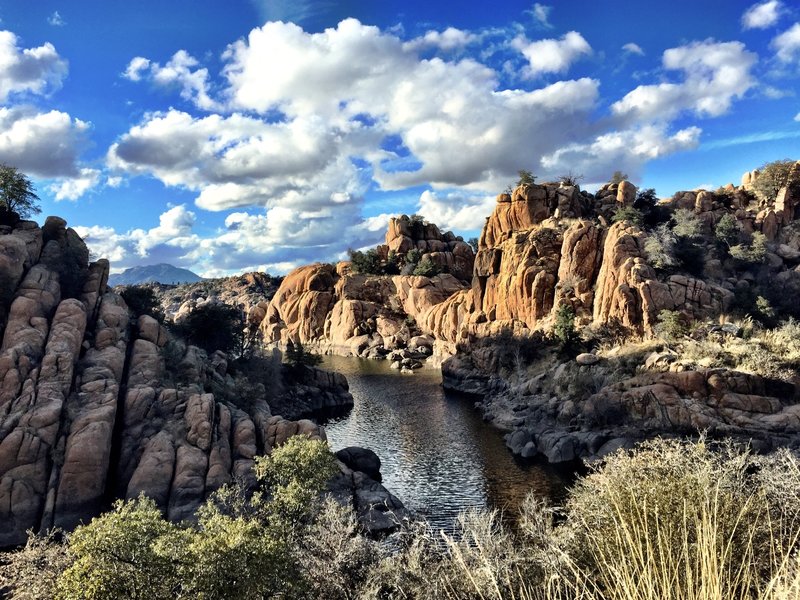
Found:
0,164 -> 40,222
284,340 -> 322,368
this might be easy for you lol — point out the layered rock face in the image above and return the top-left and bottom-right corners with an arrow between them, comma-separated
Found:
265,168 -> 800,359
0,218 -> 353,547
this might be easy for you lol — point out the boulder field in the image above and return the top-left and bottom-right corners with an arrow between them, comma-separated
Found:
0,217 -> 397,548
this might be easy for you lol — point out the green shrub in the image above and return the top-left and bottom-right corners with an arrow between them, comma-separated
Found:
120,285 -> 164,322
57,496 -> 178,600
348,248 -> 383,275
553,304 -> 577,347
729,232 -> 767,264
254,436 -> 338,528
412,257 -> 441,277
517,169 -> 536,186
715,213 -> 741,248
172,303 -> 245,356
51,436 -> 340,600
654,309 -> 687,341
611,205 -> 644,226
671,208 -> 702,239
644,223 -> 677,270
284,340 -> 323,369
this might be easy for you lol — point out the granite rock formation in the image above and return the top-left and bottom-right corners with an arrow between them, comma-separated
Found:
0,218 -> 358,547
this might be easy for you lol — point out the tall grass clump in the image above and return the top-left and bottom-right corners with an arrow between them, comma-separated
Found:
560,439 -> 800,600
366,438 -> 800,600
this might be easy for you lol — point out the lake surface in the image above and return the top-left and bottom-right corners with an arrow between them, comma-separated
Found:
321,356 -> 567,532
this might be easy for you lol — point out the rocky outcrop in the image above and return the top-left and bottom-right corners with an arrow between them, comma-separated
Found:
146,271 -> 281,326
262,262 -> 468,358
379,215 -> 475,281
503,367 -> 800,464
0,217 -> 367,547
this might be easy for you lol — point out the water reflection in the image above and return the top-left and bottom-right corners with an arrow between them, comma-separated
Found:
321,356 -> 567,532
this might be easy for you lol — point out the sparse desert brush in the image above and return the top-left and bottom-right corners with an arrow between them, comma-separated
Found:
671,319 -> 800,382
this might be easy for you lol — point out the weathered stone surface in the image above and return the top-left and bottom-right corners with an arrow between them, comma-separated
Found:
617,181 -> 637,205
336,446 -> 382,481
0,298 -> 86,545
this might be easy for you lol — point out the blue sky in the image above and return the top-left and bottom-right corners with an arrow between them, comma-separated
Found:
0,0 -> 798,275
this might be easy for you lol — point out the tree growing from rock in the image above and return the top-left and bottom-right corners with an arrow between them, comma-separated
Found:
516,169 -> 536,187
284,340 -> 322,368
0,164 -> 40,221
752,158 -> 795,203
610,170 -> 628,184
173,303 -> 246,356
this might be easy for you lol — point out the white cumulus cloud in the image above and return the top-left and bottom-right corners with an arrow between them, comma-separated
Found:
612,40 -> 757,122
772,23 -> 800,62
513,31 -> 592,77
742,1 -> 782,29
48,168 -> 100,200
0,107 -> 89,177
417,189 -> 496,231
0,30 -> 67,101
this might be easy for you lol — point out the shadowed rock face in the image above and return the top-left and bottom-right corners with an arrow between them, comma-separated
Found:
0,217 -> 352,548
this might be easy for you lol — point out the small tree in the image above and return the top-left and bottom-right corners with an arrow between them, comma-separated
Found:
715,214 -> 740,248
284,340 -> 322,368
752,159 -> 795,203
553,304 -> 577,347
730,231 -> 767,264
633,188 -> 658,211
654,309 -> 687,341
0,164 -> 40,220
348,248 -> 383,275
174,303 -> 245,356
412,257 -> 441,277
467,237 -> 479,253
120,285 -> 164,322
611,205 -> 644,226
644,223 -> 677,270
517,169 -> 536,187
610,170 -> 629,184
559,170 -> 584,186
671,208 -> 702,239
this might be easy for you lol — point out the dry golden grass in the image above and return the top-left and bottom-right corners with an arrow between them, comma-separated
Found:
373,438 -> 800,600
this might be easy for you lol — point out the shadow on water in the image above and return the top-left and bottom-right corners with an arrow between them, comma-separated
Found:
320,355 -> 570,533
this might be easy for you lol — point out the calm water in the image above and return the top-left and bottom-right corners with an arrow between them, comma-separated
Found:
322,356 -> 567,532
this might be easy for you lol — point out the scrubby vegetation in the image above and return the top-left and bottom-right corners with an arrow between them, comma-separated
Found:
4,438 -> 800,600
120,285 -> 165,322
170,302 -> 249,357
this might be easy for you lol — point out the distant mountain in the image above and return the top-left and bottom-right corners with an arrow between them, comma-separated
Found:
109,263 -> 204,286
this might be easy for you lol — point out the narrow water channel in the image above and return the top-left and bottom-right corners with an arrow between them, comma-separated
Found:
321,356 -> 567,532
